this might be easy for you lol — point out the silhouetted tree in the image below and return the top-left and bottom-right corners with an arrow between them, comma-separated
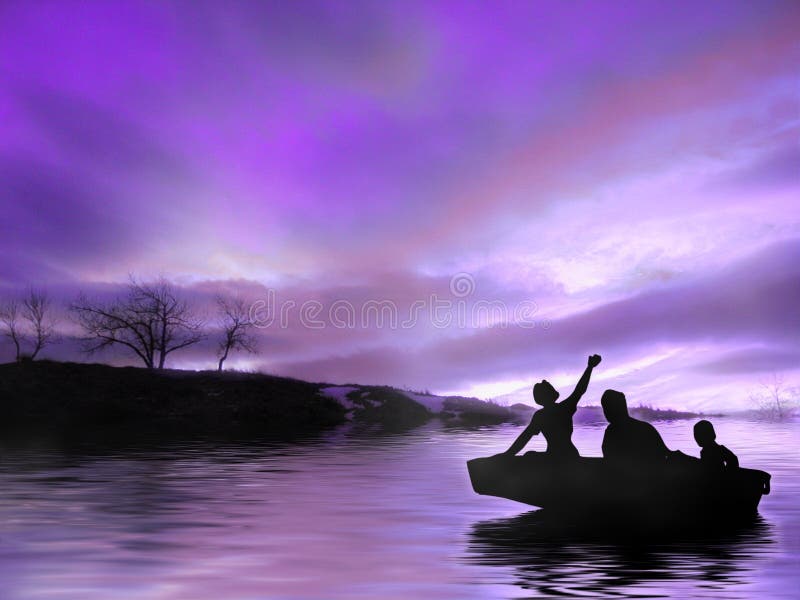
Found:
71,277 -> 204,369
0,289 -> 56,361
0,300 -> 23,361
22,289 -> 55,359
216,295 -> 258,371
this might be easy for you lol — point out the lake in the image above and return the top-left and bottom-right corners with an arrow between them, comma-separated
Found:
1,418 -> 798,599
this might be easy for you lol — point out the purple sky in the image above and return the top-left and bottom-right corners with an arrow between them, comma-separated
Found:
1,1 -> 798,410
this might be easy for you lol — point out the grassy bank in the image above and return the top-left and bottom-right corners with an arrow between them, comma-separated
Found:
0,361 -> 345,437
0,361 -> 518,439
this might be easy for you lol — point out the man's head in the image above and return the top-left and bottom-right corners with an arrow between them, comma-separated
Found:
601,389 -> 628,423
693,420 -> 716,448
533,380 -> 559,406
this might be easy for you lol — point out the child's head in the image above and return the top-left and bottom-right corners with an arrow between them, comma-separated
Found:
693,419 -> 716,447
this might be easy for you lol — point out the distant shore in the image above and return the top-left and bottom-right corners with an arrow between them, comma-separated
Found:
0,361 -> 711,440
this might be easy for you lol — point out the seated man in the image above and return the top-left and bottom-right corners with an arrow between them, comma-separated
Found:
693,419 -> 739,470
601,389 -> 671,468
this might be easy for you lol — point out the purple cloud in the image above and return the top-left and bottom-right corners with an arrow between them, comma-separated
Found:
0,1 -> 798,406
272,240 -> 800,394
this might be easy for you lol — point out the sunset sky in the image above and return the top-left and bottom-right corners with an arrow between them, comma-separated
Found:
1,0 -> 798,410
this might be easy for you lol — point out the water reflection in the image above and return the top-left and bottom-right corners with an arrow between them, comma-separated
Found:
0,420 -> 796,599
467,510 -> 775,598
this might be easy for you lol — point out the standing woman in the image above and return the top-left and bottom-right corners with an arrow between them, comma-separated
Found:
505,354 -> 602,459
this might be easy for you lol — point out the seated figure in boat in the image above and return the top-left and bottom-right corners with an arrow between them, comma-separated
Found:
504,354 -> 602,459
693,419 -> 739,470
601,389 -> 672,468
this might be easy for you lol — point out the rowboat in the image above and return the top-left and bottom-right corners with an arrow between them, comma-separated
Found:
467,452 -> 770,522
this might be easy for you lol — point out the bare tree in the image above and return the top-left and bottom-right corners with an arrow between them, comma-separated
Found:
749,374 -> 799,420
0,300 -> 23,361
71,277 -> 205,369
22,289 -> 55,359
216,295 -> 258,371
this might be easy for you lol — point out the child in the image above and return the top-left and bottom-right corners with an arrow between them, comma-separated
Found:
693,420 -> 739,470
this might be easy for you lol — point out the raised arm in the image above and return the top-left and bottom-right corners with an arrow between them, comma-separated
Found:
505,416 -> 540,456
562,354 -> 602,410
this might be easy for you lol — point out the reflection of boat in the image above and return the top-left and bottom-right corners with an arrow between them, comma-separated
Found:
466,510 -> 774,597
467,453 -> 771,521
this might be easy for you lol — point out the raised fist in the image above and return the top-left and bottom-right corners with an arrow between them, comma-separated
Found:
588,354 -> 602,368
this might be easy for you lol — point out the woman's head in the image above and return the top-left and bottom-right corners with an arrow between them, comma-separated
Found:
533,380 -> 559,406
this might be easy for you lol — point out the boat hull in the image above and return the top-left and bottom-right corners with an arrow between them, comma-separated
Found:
467,453 -> 770,522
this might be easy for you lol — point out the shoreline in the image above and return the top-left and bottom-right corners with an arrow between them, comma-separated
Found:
0,361 -> 717,441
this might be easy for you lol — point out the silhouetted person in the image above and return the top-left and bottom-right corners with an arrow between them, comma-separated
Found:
694,420 -> 739,470
601,389 -> 671,468
505,354 -> 602,459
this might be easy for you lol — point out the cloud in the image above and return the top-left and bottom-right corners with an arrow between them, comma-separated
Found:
0,157 -> 138,270
694,347 -> 800,375
15,83 -> 187,176
272,239 -> 800,393
3,1 -> 798,280
715,141 -> 800,192
0,0 -> 798,407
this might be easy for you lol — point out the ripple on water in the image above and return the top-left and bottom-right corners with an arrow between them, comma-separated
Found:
0,418 -> 797,599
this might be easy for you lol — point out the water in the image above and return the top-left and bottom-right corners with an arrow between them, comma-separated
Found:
0,419 -> 798,599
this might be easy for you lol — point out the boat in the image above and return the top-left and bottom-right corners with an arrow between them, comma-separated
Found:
467,452 -> 771,522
